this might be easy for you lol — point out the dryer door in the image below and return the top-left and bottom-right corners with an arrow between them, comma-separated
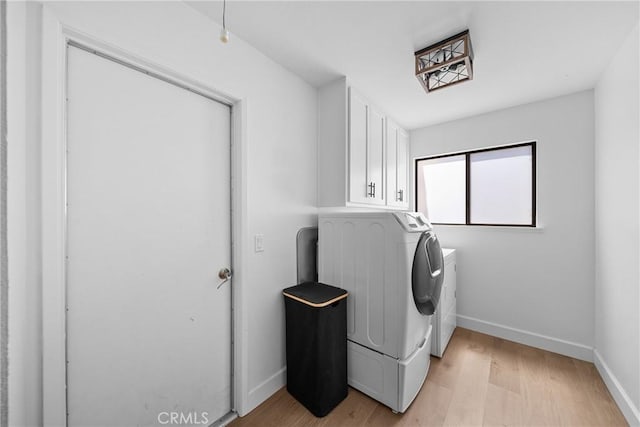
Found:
411,230 -> 444,315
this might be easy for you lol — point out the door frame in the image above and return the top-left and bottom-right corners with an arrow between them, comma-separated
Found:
41,8 -> 249,425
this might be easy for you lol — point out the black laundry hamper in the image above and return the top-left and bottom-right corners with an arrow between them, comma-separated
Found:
283,282 -> 348,417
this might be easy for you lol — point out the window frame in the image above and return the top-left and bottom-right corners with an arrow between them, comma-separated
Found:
414,141 -> 537,227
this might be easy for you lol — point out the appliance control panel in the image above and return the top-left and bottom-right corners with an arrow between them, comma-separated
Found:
392,212 -> 433,232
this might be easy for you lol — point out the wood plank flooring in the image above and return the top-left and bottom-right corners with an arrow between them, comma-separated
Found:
230,328 -> 627,426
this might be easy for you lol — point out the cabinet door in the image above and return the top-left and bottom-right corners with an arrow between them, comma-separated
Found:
386,121 -> 409,208
348,88 -> 369,204
396,128 -> 409,208
367,107 -> 386,205
386,121 -> 399,206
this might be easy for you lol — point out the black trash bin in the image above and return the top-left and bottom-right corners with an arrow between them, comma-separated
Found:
283,282 -> 348,417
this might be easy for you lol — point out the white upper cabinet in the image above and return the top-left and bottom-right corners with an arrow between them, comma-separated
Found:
386,119 -> 409,209
365,103 -> 386,206
318,77 -> 408,210
397,129 -> 409,206
348,88 -> 370,204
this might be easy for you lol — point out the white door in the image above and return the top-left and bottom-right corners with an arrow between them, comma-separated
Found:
66,45 -> 232,426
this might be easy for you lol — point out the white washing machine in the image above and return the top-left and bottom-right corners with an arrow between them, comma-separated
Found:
318,211 -> 444,413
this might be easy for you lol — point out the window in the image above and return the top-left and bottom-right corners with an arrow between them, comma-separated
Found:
416,154 -> 466,224
415,142 -> 536,226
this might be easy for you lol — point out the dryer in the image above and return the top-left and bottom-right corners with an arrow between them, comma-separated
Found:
318,211 -> 444,413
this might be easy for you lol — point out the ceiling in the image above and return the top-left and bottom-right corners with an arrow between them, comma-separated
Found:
187,1 -> 639,130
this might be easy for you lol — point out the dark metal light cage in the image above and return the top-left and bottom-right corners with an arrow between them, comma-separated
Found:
415,30 -> 474,93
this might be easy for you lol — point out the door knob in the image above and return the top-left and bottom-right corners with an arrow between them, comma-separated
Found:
217,267 -> 232,289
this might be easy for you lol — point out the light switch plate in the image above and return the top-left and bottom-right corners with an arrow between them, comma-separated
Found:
255,234 -> 264,252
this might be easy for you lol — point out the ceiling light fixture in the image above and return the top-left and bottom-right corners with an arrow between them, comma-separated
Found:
415,30 -> 473,93
219,0 -> 229,43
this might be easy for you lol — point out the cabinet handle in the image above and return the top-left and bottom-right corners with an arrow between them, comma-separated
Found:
368,182 -> 376,198
397,189 -> 404,202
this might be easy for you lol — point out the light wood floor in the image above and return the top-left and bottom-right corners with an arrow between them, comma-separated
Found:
231,328 -> 627,426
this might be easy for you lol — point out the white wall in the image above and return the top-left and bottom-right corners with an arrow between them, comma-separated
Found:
594,23 -> 640,425
7,2 -> 42,426
411,91 -> 595,360
8,1 -> 316,423
0,0 -> 7,423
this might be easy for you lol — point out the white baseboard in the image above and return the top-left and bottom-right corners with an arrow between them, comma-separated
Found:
594,350 -> 640,426
245,367 -> 286,415
457,314 -> 593,362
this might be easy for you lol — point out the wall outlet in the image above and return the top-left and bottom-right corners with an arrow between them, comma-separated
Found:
255,234 -> 264,252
